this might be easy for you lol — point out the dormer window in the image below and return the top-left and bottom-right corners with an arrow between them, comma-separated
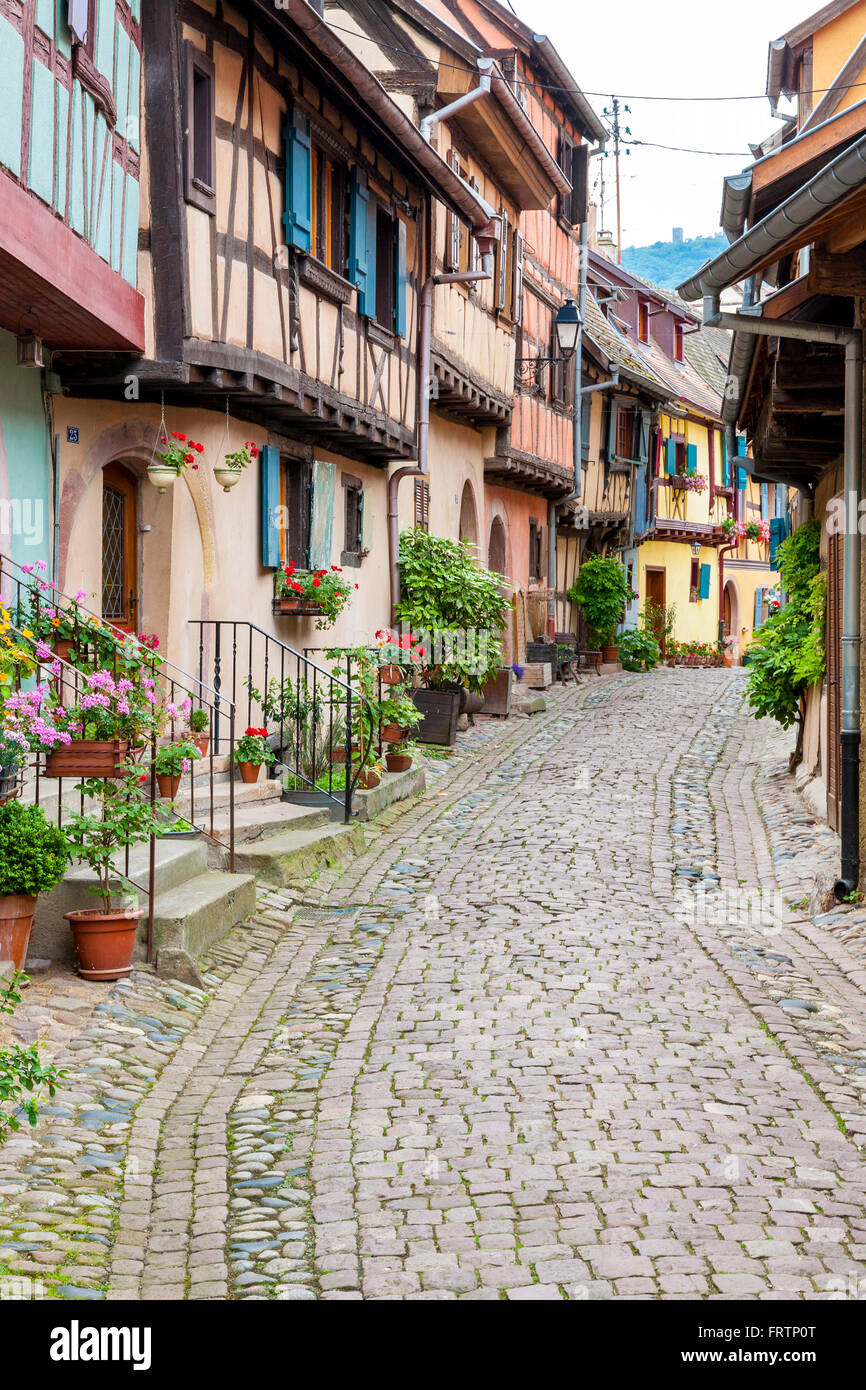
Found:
638,302 -> 649,343
674,324 -> 684,362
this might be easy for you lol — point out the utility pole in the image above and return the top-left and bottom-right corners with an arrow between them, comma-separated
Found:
602,97 -> 631,264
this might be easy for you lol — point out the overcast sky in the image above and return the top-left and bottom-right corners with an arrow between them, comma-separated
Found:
513,0 -> 815,247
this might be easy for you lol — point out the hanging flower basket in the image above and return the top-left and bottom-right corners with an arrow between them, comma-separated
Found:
45,739 -> 130,779
213,466 -> 243,493
147,464 -> 180,493
148,430 -> 205,492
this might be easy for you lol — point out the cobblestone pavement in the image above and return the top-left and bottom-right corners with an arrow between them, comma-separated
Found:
4,669 -> 866,1302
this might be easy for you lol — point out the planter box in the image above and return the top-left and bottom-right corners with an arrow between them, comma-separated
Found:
44,739 -> 129,779
411,688 -> 461,746
481,667 -> 512,717
273,597 -> 325,617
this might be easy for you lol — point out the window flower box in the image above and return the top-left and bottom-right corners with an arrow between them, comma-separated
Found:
44,739 -> 129,779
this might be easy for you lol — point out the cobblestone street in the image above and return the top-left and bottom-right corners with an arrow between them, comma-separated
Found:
4,669 -> 866,1302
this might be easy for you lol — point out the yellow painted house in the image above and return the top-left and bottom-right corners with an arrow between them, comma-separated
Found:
587,254 -> 783,658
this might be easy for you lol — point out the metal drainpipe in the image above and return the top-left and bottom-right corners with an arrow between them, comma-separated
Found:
420,71 -> 492,143
388,259 -> 492,621
717,423 -> 740,650
706,298 -> 863,895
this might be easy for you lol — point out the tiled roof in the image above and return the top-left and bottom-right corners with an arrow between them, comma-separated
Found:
583,292 -> 669,396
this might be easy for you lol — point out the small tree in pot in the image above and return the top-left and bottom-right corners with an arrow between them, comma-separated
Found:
0,802 -> 69,971
569,557 -> 630,662
62,774 -> 172,980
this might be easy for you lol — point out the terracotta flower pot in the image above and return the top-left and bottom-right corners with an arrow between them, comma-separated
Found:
0,894 -> 38,973
156,772 -> 181,798
237,760 -> 261,784
66,907 -> 143,981
602,645 -> 620,664
330,745 -> 347,764
723,652 -> 734,667
357,768 -> 380,790
274,597 -> 325,616
379,664 -> 403,685
191,733 -> 210,756
385,751 -> 412,773
380,722 -> 408,744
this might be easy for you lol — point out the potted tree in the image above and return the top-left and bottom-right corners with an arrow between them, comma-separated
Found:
234,727 -> 275,784
62,774 -> 171,979
569,557 -> 630,664
0,802 -> 69,971
379,689 -> 423,745
394,529 -> 510,745
153,739 -> 201,798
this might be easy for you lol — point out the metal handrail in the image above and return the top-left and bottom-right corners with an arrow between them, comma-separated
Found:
191,620 -> 376,821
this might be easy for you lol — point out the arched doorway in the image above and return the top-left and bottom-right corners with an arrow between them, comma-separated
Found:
101,463 -> 139,631
459,481 -> 478,547
723,578 -> 739,656
488,515 -> 506,575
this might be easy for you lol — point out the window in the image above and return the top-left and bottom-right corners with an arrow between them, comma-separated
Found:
556,133 -> 589,225
446,150 -> 469,272
689,557 -> 700,601
639,302 -> 649,343
513,229 -> 524,327
311,146 -> 347,273
616,408 -> 636,462
549,325 -> 567,405
529,518 -> 543,583
281,458 -> 312,568
496,208 -> 509,310
342,474 -> 364,564
68,0 -> 95,53
674,324 -> 684,362
184,45 -> 215,214
414,478 -> 430,532
375,205 -> 395,329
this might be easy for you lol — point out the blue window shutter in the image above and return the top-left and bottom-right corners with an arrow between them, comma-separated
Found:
721,433 -> 730,486
754,586 -> 764,630
261,446 -> 282,568
349,169 -> 370,313
309,460 -> 337,571
283,107 -> 311,253
365,195 -> 378,319
760,483 -> 769,520
737,465 -> 747,491
769,517 -> 785,567
665,437 -> 677,475
737,434 -> 747,456
699,562 -> 711,600
395,217 -> 407,338
686,442 -> 697,476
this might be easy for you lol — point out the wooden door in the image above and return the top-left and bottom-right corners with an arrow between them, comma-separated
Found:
645,566 -> 666,650
102,464 -> 139,631
826,532 -> 842,832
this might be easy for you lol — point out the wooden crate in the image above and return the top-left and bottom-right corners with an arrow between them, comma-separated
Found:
411,689 -> 461,745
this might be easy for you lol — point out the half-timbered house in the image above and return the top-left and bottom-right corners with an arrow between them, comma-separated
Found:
50,0 -> 491,669
0,0 -> 143,573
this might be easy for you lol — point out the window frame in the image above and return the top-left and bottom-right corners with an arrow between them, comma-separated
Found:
674,323 -> 685,362
638,301 -> 649,343
341,473 -> 364,566
374,202 -> 396,332
184,43 -> 216,215
311,143 -> 348,275
280,457 -> 312,570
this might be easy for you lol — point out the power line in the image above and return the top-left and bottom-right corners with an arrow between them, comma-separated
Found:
322,15 -> 866,106
623,138 -> 750,157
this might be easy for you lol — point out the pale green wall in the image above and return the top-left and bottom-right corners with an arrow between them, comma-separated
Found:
0,332 -> 52,572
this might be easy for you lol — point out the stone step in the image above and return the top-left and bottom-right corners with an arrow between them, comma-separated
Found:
151,871 -> 257,958
231,820 -> 366,888
32,837 -> 209,965
206,801 -> 333,859
166,776 -> 283,817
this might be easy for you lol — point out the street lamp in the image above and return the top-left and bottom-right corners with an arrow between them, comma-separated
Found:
514,298 -> 583,386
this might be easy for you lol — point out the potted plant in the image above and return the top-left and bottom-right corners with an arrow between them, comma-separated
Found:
378,689 -> 423,745
148,430 -> 204,492
0,735 -> 23,805
569,556 -> 630,663
158,816 -> 202,840
234,727 -> 275,784
723,635 -> 737,668
215,439 -> 258,492
356,759 -> 383,790
62,774 -> 171,979
385,739 -> 416,774
4,668 -> 158,778
187,706 -> 210,756
0,802 -> 69,971
394,530 -> 510,744
153,739 -> 201,799
617,628 -> 661,673
274,562 -> 355,630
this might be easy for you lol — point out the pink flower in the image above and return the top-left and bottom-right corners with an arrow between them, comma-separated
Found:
74,589 -> 87,603
21,564 -> 34,575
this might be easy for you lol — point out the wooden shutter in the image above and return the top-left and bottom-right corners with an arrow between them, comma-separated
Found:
349,168 -> 370,312
283,107 -> 312,253
261,445 -> 282,568
497,209 -> 508,310
414,478 -> 430,531
721,432 -> 730,486
309,460 -> 337,570
394,216 -> 407,338
760,483 -> 769,520
570,144 -> 589,225
513,230 -> 524,325
686,442 -> 698,476
737,465 -> 747,491
665,437 -> 677,475
699,563 -> 711,600
769,517 -> 785,568
753,586 -> 764,630
827,531 -> 842,832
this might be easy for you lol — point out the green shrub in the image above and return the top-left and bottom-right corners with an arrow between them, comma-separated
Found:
568,557 -> 630,646
0,801 -> 69,898
618,628 -> 661,672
